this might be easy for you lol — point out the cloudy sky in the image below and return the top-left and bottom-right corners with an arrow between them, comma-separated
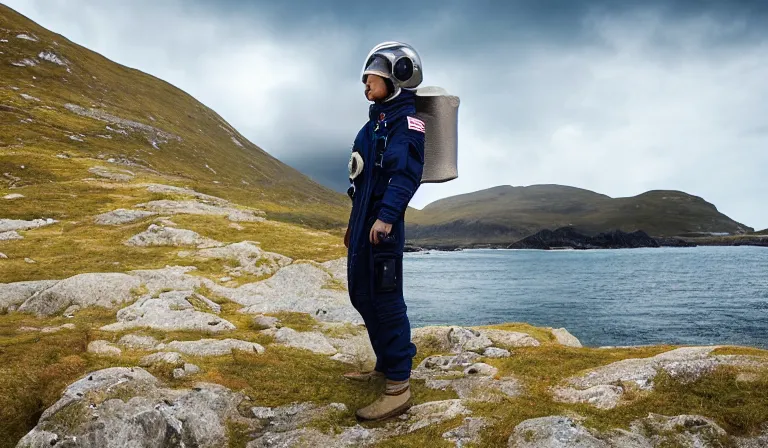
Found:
5,0 -> 768,230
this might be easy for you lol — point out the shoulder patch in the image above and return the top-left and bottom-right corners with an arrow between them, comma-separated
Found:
407,116 -> 426,133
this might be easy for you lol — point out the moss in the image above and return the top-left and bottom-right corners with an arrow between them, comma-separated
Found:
226,420 -> 254,448
266,312 -> 318,332
479,322 -> 558,345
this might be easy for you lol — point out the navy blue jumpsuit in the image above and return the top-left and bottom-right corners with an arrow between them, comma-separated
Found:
347,89 -> 424,381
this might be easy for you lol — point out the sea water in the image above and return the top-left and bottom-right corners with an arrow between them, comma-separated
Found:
404,246 -> 768,347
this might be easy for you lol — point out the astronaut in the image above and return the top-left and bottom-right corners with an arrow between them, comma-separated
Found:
343,42 -> 426,421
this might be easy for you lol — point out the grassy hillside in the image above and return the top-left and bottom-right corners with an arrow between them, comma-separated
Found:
0,5 -> 349,228
406,185 -> 752,246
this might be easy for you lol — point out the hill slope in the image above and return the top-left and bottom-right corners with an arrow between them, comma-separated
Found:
0,5 -> 348,227
406,184 -> 752,247
0,5 -> 350,284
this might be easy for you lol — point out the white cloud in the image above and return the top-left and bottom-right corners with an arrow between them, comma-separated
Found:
5,0 -> 768,229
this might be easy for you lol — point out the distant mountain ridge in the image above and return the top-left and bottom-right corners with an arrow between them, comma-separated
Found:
406,184 -> 752,247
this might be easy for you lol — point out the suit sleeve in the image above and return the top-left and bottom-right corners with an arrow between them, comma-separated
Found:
377,126 -> 425,224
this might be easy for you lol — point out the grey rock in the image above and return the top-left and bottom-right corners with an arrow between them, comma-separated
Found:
630,414 -> 728,448
126,224 -> 222,248
87,340 -> 122,356
18,273 -> 141,316
478,328 -> 541,348
327,333 -> 377,367
94,208 -> 156,225
223,263 -> 361,324
442,417 -> 489,447
88,165 -> 135,182
566,346 -> 758,392
0,230 -> 23,240
413,352 -> 482,378
3,193 -> 24,199
450,376 -> 523,402
129,266 -> 203,295
252,314 -> 280,329
136,199 -> 264,222
118,334 -> 160,350
0,252 -> 7,259
412,326 -> 499,353
63,304 -> 81,317
184,363 -> 201,374
17,367 -> 247,448
464,362 -> 499,376
407,399 -> 472,433
552,328 -> 583,348
144,183 -> 230,206
194,241 -> 292,277
101,291 -> 235,333
0,217 -> 57,233
509,416 -> 608,448
484,347 -> 512,358
139,351 -> 183,367
0,280 -> 58,312
19,323 -> 76,333
552,385 -> 624,410
162,338 -> 265,356
320,258 -> 347,281
272,327 -> 338,355
24,257 -> 35,263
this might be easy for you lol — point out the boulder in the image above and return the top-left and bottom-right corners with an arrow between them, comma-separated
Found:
118,334 -> 160,350
252,314 -> 280,329
508,416 -> 608,448
129,266 -> 203,295
193,241 -> 292,277
271,327 -> 338,355
552,328 -> 582,347
94,208 -> 156,225
160,338 -> 265,356
442,417 -> 489,447
0,280 -> 58,312
477,328 -> 541,347
406,400 -> 472,433
139,352 -> 183,367
172,363 -> 201,379
412,326 -> 494,353
126,224 -> 222,248
3,193 -> 24,199
483,347 -> 512,358
18,273 -> 141,316
0,218 -> 57,233
17,367 -> 249,448
144,184 -> 230,206
101,291 -> 235,333
87,340 -> 122,357
221,263 -> 361,324
552,385 -> 624,410
0,230 -> 23,240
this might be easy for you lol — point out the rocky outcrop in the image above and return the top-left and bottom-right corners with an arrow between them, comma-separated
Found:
0,230 -> 23,240
412,326 -> 539,353
136,200 -> 265,223
220,262 -> 361,324
87,166 -> 135,182
126,224 -> 222,248
94,208 -> 156,225
414,352 -> 522,402
188,241 -> 292,277
17,273 -> 142,316
101,290 -> 234,333
554,346 -> 762,409
0,280 -> 59,312
159,338 -> 265,356
551,328 -> 582,347
0,218 -> 57,233
16,367 -> 249,448
508,227 -> 660,250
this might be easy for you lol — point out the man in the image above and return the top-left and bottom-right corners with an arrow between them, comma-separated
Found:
344,42 -> 426,421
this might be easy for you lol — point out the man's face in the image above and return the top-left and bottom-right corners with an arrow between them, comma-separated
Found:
365,74 -> 389,102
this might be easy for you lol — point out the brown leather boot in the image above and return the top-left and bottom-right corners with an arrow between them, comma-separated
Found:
342,370 -> 386,382
355,380 -> 412,421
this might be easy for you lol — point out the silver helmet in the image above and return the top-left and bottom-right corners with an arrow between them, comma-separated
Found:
362,41 -> 423,100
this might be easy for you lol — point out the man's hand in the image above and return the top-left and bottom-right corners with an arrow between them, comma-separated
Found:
344,227 -> 350,248
369,219 -> 392,245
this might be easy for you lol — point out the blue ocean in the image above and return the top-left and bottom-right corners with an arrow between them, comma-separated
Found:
403,246 -> 768,348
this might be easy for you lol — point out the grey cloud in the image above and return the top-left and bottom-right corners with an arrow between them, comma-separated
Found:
5,0 -> 768,229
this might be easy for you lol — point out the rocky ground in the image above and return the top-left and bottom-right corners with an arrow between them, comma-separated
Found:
2,184 -> 768,448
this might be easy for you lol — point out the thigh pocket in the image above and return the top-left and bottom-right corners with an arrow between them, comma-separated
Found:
374,254 -> 398,293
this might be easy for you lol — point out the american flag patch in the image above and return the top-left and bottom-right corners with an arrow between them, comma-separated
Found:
407,116 -> 425,133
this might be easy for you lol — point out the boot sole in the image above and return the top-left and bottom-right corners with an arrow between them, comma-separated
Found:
355,398 -> 412,422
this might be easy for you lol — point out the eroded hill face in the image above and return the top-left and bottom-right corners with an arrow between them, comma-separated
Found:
0,5 -> 349,233
406,185 -> 753,246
